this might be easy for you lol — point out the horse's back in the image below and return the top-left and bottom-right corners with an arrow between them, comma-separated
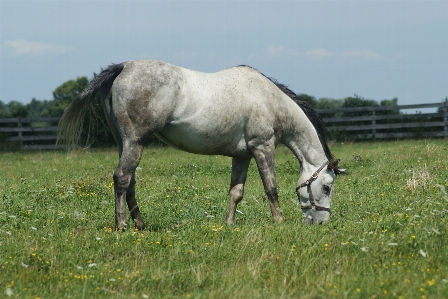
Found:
110,60 -> 299,156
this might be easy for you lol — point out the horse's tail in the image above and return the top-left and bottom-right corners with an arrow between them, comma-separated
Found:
57,63 -> 125,149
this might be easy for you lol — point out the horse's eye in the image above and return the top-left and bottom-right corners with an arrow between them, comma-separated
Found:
323,185 -> 331,195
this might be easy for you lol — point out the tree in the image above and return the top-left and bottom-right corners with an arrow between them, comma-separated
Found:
38,75 -> 115,147
27,98 -> 48,118
42,77 -> 88,117
296,94 -> 318,108
379,97 -> 399,116
0,100 -> 8,117
0,100 -> 28,118
341,95 -> 378,117
315,97 -> 344,110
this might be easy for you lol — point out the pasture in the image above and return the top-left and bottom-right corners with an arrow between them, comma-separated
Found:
1,140 -> 447,298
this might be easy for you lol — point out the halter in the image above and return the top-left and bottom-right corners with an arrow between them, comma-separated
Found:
296,161 -> 331,213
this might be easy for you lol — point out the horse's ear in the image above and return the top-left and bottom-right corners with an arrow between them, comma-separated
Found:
328,159 -> 347,175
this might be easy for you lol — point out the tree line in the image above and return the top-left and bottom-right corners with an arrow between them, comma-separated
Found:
3,73 -> 438,148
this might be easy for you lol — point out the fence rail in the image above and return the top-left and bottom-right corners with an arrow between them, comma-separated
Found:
0,117 -> 63,150
316,102 -> 448,140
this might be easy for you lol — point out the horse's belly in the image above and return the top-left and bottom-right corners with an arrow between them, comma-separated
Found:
154,123 -> 250,157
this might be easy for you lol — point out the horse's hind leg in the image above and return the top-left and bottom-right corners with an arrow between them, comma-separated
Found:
126,172 -> 145,230
113,140 -> 145,231
101,94 -> 144,230
102,93 -> 145,230
226,157 -> 251,224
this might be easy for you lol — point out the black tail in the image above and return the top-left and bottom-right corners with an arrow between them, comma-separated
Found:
57,63 -> 125,149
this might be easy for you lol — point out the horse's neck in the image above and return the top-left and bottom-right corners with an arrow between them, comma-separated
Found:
285,111 -> 329,174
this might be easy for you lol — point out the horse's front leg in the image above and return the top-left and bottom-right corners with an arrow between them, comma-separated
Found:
226,157 -> 251,224
250,140 -> 284,223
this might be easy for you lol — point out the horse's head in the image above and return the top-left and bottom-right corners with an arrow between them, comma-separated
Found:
296,159 -> 346,225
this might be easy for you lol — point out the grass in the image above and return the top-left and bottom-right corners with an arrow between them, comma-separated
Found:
0,139 -> 447,298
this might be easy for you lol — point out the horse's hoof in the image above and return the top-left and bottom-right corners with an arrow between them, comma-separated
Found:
274,216 -> 284,223
134,219 -> 146,231
115,226 -> 126,232
115,222 -> 127,232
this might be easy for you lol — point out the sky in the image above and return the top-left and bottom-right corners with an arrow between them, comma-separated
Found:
1,0 -> 447,107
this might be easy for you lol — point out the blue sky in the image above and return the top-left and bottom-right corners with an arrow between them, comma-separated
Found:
1,1 -> 447,106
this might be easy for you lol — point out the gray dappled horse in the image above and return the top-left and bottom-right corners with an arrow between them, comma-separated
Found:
58,60 -> 346,230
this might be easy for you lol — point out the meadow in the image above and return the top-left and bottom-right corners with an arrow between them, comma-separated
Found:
1,139 -> 447,298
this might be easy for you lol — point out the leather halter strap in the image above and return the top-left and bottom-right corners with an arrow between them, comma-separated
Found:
296,161 -> 331,213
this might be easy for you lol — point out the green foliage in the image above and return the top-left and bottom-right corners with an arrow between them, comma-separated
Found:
1,75 -> 444,149
315,97 -> 344,110
341,94 -> 378,117
1,141 -> 447,298
27,98 -> 49,118
0,101 -> 29,148
42,77 -> 88,118
342,94 -> 378,108
53,77 -> 89,103
0,100 -> 28,118
295,94 -> 344,110
296,94 -> 318,108
8,76 -> 115,148
379,97 -> 399,116
380,97 -> 398,107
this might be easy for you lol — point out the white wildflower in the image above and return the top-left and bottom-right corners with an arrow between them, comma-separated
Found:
5,288 -> 13,297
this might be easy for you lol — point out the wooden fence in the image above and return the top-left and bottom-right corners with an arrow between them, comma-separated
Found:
316,102 -> 448,140
0,102 -> 447,150
0,117 -> 63,150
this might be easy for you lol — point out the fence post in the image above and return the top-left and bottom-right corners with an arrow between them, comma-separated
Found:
443,101 -> 448,139
18,116 -> 23,150
372,110 -> 376,139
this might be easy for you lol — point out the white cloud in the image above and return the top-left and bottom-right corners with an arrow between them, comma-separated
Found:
242,45 -> 301,66
306,48 -> 335,59
2,39 -> 73,56
266,45 -> 299,59
341,49 -> 380,60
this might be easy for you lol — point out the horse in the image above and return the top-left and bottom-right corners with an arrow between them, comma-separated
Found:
58,60 -> 346,230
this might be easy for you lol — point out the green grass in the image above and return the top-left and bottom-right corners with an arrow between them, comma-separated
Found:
1,140 -> 447,298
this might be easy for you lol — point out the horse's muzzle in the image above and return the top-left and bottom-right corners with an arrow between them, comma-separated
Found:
302,209 -> 330,225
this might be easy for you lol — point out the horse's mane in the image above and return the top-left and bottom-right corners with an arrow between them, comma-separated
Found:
237,65 -> 333,161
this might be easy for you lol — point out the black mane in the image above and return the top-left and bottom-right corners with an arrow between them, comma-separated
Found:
238,65 -> 333,161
